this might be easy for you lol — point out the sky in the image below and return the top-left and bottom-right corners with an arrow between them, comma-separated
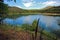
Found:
4,0 -> 60,9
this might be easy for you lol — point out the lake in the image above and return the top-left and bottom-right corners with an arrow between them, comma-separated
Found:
3,14 -> 60,31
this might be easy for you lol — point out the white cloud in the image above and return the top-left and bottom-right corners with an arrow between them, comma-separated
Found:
22,0 -> 33,2
23,2 -> 33,7
22,0 -> 34,7
43,1 -> 56,6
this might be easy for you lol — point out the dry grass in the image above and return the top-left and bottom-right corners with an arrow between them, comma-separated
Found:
0,29 -> 33,40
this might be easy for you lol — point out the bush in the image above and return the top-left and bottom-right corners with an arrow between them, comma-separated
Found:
0,2 -> 8,24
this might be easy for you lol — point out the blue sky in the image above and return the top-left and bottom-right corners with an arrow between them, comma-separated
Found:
4,0 -> 60,9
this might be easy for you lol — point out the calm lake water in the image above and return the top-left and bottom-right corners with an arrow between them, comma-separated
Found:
3,14 -> 60,31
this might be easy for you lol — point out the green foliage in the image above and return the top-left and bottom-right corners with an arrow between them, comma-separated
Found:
52,30 -> 60,38
0,0 -> 16,2
32,20 -> 38,31
20,20 -> 38,31
0,24 -> 13,31
0,2 -> 8,23
0,2 -> 8,14
43,30 -> 56,39
32,20 -> 37,27
21,24 -> 31,30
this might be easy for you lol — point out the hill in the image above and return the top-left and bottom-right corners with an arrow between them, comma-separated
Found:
7,6 -> 60,17
8,6 -> 24,13
41,6 -> 60,13
8,6 -> 60,13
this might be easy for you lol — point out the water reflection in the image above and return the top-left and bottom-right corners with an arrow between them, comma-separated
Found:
3,15 -> 60,30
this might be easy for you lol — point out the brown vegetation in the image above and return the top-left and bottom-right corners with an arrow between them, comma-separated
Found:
0,29 -> 33,40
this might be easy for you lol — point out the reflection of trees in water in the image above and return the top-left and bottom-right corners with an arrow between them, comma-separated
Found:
0,2 -> 8,24
57,19 -> 60,26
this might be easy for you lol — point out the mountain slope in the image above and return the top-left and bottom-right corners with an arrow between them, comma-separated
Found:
8,6 -> 24,13
8,6 -> 60,13
42,6 -> 60,13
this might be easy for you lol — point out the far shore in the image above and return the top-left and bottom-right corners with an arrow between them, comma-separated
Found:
7,13 -> 60,19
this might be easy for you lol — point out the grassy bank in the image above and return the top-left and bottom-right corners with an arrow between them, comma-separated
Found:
0,24 -> 59,40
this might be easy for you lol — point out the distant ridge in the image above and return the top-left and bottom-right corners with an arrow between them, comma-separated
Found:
40,6 -> 60,13
8,6 -> 60,13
